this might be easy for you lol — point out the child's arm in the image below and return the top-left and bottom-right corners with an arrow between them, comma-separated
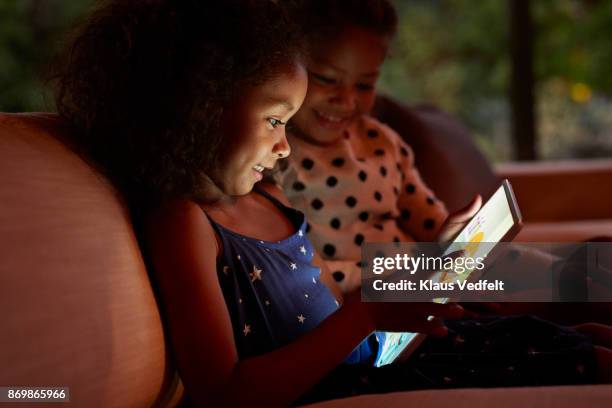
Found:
145,199 -> 460,407
394,139 -> 449,241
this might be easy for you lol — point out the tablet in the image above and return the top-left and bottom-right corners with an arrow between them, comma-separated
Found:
373,179 -> 523,367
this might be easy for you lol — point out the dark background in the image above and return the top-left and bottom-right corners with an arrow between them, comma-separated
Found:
2,0 -> 612,162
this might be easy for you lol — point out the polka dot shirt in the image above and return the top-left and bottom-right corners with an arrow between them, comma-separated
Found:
276,115 -> 448,292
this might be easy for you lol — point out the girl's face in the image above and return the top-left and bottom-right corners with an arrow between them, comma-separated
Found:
290,25 -> 389,145
215,62 -> 308,196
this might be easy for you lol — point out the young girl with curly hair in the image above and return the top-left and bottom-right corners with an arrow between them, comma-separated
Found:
52,0 -> 612,406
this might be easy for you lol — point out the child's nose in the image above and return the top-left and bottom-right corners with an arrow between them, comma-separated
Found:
273,130 -> 291,159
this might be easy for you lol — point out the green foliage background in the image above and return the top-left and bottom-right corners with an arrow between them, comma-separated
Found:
2,0 -> 611,161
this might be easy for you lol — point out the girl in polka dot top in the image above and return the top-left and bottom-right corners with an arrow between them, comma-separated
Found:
275,0 -> 480,293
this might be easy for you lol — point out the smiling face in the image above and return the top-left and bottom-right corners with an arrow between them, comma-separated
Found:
213,62 -> 308,196
290,25 -> 390,145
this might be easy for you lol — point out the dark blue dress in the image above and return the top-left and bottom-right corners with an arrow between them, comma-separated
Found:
205,188 -> 375,364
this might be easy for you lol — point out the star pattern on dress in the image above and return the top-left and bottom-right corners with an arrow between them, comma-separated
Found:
304,293 -> 309,299
290,262 -> 297,270
264,300 -> 271,306
250,265 -> 263,282
243,323 -> 251,336
312,277 -> 317,284
237,255 -> 241,260
298,230 -> 304,237
222,266 -> 230,275
299,245 -> 307,255
297,314 -> 306,324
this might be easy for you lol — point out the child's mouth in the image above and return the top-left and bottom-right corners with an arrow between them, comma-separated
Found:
252,164 -> 265,181
313,109 -> 352,129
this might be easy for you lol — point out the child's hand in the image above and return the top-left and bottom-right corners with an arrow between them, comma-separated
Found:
437,195 -> 482,245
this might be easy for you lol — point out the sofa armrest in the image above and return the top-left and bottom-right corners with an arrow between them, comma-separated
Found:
305,385 -> 612,408
495,159 -> 612,222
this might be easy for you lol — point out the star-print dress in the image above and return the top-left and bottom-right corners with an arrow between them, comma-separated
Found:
205,187 -> 376,364
276,115 -> 448,293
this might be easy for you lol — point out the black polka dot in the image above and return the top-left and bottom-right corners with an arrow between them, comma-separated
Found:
331,157 -> 345,167
424,218 -> 436,230
323,244 -> 336,257
293,181 -> 305,191
396,163 -> 402,172
354,234 -> 364,246
330,218 -> 341,229
393,236 -> 401,243
374,224 -> 384,231
374,191 -> 382,201
358,170 -> 367,182
367,129 -> 379,138
401,209 -> 411,220
345,196 -> 357,207
302,158 -> 314,170
400,146 -> 409,157
306,223 -> 311,233
427,196 -> 435,205
374,149 -> 385,156
356,261 -> 364,268
311,198 -> 323,210
381,211 -> 393,219
393,186 -> 399,196
406,183 -> 415,194
332,271 -> 345,282
358,211 -> 369,221
326,176 -> 338,187
380,166 -> 387,177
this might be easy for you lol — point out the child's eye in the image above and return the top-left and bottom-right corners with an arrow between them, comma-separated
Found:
311,73 -> 336,85
267,118 -> 285,128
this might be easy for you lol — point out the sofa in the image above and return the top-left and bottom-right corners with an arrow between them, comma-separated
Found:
1,107 -> 611,407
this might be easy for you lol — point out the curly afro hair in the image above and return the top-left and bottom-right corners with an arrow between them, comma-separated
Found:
298,0 -> 397,43
53,0 -> 304,207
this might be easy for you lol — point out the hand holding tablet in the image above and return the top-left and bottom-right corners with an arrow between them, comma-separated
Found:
373,179 -> 523,367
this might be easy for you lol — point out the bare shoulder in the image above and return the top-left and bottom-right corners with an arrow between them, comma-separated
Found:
143,199 -> 218,260
257,181 -> 292,207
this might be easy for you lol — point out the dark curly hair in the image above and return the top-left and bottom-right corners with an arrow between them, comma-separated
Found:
53,0 -> 304,207
299,0 -> 397,43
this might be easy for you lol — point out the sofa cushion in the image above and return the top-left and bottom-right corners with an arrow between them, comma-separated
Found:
0,113 -> 182,407
373,96 -> 499,213
305,384 -> 612,408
